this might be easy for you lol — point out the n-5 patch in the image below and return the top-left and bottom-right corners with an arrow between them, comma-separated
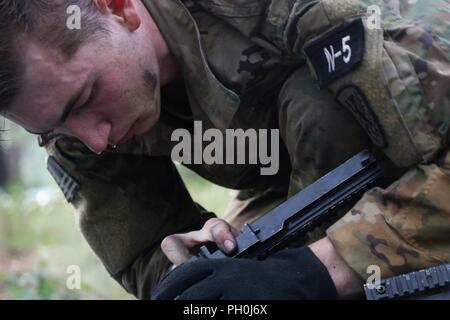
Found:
47,156 -> 80,203
303,18 -> 365,88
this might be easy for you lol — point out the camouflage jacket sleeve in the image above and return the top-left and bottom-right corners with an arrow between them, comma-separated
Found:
327,149 -> 450,280
254,0 -> 450,279
42,136 -> 215,299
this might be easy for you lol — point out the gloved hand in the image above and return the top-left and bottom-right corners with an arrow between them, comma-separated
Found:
152,246 -> 339,300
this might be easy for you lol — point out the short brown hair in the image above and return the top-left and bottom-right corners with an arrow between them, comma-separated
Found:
0,0 -> 108,114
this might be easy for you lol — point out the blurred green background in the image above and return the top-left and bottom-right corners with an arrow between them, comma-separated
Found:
0,121 -> 232,300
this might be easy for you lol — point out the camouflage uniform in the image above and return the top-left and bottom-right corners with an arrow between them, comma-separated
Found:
40,0 -> 450,299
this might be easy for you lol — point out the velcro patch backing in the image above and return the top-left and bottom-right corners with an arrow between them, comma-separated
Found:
304,18 -> 365,88
47,156 -> 80,203
336,85 -> 387,148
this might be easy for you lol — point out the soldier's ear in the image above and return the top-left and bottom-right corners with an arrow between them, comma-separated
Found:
93,0 -> 141,32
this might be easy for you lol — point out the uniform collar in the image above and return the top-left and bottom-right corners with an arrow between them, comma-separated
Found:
141,0 -> 240,130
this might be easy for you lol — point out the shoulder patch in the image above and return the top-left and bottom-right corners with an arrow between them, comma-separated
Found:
303,18 -> 365,88
336,85 -> 387,148
47,156 -> 80,203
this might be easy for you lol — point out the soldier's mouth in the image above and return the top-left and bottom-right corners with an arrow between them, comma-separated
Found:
118,126 -> 136,145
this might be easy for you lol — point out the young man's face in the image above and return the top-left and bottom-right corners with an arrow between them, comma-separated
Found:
4,3 -> 162,154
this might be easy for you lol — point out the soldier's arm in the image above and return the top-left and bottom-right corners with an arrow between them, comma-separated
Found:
326,150 -> 450,285
309,149 -> 450,298
309,237 -> 363,298
256,0 -> 450,292
42,136 -> 215,299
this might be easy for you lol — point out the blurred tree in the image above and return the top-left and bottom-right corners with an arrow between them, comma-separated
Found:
0,148 -> 7,188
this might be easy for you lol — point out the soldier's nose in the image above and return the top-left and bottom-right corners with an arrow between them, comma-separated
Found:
68,121 -> 112,155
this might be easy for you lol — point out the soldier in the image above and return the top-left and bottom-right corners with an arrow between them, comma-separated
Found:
0,0 -> 449,299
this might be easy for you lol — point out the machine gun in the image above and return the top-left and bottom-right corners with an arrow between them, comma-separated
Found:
194,150 -> 450,300
194,150 -> 384,260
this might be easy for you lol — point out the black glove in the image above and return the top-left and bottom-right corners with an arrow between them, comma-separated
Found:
152,246 -> 339,300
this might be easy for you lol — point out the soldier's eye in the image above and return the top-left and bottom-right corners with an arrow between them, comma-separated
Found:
72,83 -> 97,116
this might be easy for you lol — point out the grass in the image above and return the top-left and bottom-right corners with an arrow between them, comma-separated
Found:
0,124 -> 232,300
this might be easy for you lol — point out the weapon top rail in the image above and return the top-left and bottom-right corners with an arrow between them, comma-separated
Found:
196,150 -> 384,260
365,264 -> 450,300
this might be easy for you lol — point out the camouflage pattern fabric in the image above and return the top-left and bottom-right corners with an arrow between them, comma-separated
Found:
40,0 -> 449,297
293,0 -> 450,281
328,150 -> 450,279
